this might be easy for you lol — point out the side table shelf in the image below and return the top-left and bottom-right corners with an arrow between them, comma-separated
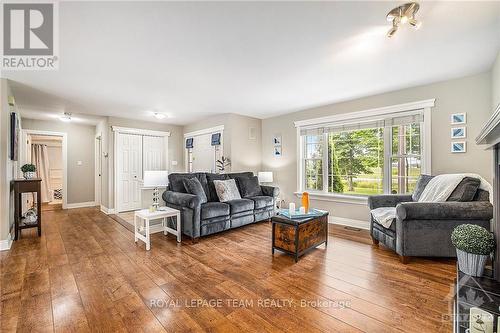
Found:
11,178 -> 42,240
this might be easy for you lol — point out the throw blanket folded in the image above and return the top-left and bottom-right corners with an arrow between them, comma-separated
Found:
371,173 -> 492,228
371,207 -> 397,228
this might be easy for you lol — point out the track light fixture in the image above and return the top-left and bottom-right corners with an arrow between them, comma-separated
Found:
386,2 -> 422,38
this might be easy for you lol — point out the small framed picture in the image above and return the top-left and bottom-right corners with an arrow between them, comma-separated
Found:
451,113 -> 466,125
451,127 -> 466,139
273,146 -> 282,157
273,135 -> 282,146
451,141 -> 466,153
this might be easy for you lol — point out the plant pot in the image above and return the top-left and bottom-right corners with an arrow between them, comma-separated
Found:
456,248 -> 488,277
23,171 -> 36,179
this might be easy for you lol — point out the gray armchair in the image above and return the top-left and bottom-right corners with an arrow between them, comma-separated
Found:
368,191 -> 493,264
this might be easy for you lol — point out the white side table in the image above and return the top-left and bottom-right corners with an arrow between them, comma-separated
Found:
134,207 -> 181,250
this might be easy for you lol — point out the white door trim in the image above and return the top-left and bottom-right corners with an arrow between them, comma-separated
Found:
94,133 -> 102,206
21,129 -> 68,209
184,125 -> 224,138
111,126 -> 170,137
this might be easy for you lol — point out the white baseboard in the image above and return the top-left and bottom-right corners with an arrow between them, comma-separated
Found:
100,205 -> 116,215
0,233 -> 13,251
328,215 -> 369,230
66,201 -> 96,209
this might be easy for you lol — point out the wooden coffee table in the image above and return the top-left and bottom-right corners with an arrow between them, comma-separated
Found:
271,211 -> 329,262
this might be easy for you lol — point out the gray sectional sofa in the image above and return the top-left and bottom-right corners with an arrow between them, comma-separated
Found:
162,172 -> 279,241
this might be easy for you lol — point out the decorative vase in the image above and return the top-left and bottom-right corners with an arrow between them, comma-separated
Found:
23,171 -> 36,179
456,248 -> 488,277
301,192 -> 309,213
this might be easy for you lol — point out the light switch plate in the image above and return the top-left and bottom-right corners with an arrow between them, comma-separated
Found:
171,160 -> 178,166
77,161 -> 83,166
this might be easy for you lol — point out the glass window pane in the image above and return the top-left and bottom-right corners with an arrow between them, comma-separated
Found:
305,159 -> 323,191
391,156 -> 421,194
327,128 -> 384,195
306,144 -> 322,159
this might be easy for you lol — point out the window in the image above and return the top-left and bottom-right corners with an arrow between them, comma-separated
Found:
298,100 -> 433,198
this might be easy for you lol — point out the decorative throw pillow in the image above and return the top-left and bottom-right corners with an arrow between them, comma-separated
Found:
213,179 -> 241,202
182,177 -> 208,203
236,176 -> 262,198
206,173 -> 228,202
447,177 -> 481,202
412,174 -> 434,201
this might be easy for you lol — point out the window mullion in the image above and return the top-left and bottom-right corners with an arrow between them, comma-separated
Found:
383,126 -> 392,194
322,132 -> 328,193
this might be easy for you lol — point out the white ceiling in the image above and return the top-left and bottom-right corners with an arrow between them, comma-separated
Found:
3,1 -> 500,126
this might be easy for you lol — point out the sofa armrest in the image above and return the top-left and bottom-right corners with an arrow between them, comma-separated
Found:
162,191 -> 201,209
368,194 -> 413,209
261,185 -> 280,198
396,201 -> 493,221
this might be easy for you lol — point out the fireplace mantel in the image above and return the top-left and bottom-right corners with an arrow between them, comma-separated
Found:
476,102 -> 500,282
476,103 -> 500,147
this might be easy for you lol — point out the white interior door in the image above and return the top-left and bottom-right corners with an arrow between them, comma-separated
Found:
192,133 -> 215,172
118,133 -> 143,212
143,136 -> 165,171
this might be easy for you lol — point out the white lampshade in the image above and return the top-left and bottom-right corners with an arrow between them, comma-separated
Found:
143,170 -> 169,187
258,171 -> 273,183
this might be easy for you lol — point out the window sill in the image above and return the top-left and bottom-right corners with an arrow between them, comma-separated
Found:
294,191 -> 368,205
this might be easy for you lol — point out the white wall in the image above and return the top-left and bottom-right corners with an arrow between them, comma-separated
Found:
261,72 -> 493,223
22,118 -> 96,204
0,79 -> 19,244
492,51 -> 500,110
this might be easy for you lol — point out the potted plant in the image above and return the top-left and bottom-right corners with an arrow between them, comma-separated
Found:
451,224 -> 495,277
216,156 -> 231,173
21,164 -> 36,179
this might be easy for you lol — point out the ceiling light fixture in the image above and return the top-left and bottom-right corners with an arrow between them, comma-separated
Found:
153,112 -> 167,120
386,2 -> 422,38
59,112 -> 72,122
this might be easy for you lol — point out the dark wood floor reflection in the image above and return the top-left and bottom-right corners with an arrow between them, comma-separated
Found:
0,207 -> 455,332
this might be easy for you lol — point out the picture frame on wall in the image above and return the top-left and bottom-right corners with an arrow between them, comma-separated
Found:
451,141 -> 466,153
273,146 -> 282,157
451,113 -> 466,125
10,112 -> 19,161
273,135 -> 282,146
451,127 -> 466,139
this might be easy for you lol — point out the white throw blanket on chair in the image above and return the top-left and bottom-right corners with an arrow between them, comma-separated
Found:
371,173 -> 492,229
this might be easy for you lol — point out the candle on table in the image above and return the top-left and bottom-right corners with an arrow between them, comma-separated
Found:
289,203 -> 296,215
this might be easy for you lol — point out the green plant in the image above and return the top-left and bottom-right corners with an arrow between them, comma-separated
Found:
21,164 -> 36,173
451,224 -> 495,255
216,156 -> 231,172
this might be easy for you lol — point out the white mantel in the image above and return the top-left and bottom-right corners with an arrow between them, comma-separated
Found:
476,103 -> 500,148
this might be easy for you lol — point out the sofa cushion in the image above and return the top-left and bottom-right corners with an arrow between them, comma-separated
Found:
201,202 -> 230,220
250,195 -> 273,209
447,177 -> 481,202
226,198 -> 254,214
236,176 -> 262,198
227,172 -> 254,179
214,179 -> 241,202
182,177 -> 207,203
206,173 -> 228,202
169,173 -> 208,195
412,174 -> 434,201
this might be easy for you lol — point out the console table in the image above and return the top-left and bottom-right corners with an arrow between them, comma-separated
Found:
11,178 -> 42,240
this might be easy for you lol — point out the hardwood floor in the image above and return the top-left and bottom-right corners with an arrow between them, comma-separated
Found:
0,207 -> 456,332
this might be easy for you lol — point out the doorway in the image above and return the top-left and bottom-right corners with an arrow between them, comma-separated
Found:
21,130 -> 68,210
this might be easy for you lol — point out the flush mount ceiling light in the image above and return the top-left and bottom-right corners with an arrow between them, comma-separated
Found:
153,112 -> 167,120
386,2 -> 422,38
59,112 -> 72,122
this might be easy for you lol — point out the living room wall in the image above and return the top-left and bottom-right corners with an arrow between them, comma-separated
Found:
492,51 -> 500,109
100,116 -> 184,211
21,118 -> 96,205
261,72 -> 493,225
183,113 -> 262,173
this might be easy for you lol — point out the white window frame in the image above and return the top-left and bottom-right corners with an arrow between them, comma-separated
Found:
294,99 -> 434,204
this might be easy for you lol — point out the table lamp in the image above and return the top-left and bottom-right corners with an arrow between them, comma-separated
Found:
258,171 -> 273,184
143,170 -> 168,210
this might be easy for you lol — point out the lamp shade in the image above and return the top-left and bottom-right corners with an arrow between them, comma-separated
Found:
258,171 -> 273,183
143,170 -> 168,187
